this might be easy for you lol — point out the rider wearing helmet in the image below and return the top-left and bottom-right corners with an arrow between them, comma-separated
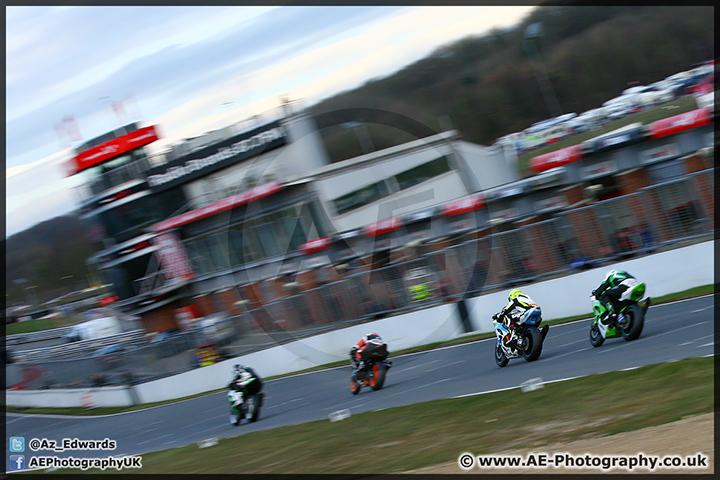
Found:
349,333 -> 387,371
592,270 -> 638,326
493,289 -> 547,346
228,364 -> 263,407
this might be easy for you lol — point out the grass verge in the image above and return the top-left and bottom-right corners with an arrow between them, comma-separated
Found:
7,283 -> 712,417
4,315 -> 81,336
60,355 -> 713,474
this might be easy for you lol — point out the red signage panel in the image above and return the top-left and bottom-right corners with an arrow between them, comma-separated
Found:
647,108 -> 712,139
97,295 -> 119,307
529,144 -> 583,173
149,181 -> 284,232
150,232 -> 195,281
299,237 -> 331,255
442,193 -> 486,217
364,217 -> 401,237
65,125 -> 160,176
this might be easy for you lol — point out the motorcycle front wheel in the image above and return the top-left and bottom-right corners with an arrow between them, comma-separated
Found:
229,407 -> 242,426
350,380 -> 361,395
589,322 -> 605,347
495,343 -> 509,368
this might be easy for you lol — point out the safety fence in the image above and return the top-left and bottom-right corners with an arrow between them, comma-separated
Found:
6,169 -> 712,389
6,327 -> 73,346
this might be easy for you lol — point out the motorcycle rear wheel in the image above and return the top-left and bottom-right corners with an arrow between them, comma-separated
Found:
245,395 -> 261,423
522,326 -> 543,362
370,362 -> 387,391
621,305 -> 644,341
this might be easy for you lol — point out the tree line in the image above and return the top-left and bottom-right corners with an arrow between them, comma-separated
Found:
309,5 -> 714,162
5,215 -> 96,308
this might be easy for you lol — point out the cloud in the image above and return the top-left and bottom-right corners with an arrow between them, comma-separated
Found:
6,149 -> 67,180
5,6 -> 537,238
5,7 -> 404,169
244,6 -> 536,106
5,186 -> 79,238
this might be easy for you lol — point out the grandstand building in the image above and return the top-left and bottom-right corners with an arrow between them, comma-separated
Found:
66,101 -> 714,334
68,103 -> 517,332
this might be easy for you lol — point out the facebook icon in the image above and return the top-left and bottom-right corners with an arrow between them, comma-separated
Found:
10,455 -> 25,471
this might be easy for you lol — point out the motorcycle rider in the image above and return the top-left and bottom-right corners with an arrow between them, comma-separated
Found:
349,333 -> 386,372
492,289 -> 548,348
228,364 -> 262,408
592,270 -> 641,326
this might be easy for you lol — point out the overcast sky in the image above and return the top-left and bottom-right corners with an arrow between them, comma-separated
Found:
5,5 -> 537,238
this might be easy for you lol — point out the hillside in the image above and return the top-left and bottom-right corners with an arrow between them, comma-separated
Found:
5,215 -> 97,307
309,5 -> 714,165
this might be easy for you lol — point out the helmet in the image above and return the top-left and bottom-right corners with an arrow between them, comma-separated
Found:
365,333 -> 381,341
606,270 -> 617,281
508,289 -> 523,302
232,364 -> 244,375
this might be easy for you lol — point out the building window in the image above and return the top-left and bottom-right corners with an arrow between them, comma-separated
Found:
253,219 -> 282,259
395,156 -> 452,190
241,224 -> 264,264
228,226 -> 245,266
181,199 -> 322,274
332,181 -> 389,216
99,195 -> 160,244
211,231 -> 231,271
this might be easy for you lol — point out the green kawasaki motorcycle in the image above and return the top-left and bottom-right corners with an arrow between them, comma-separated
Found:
228,389 -> 264,426
589,282 -> 650,347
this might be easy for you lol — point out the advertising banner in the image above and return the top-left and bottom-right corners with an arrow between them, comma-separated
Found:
150,232 -> 194,281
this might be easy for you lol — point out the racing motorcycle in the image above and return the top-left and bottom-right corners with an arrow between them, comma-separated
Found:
350,340 -> 392,395
493,311 -> 549,368
589,283 -> 650,347
228,389 -> 264,426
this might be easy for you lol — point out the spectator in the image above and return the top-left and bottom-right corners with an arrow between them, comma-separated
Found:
557,239 -> 572,265
437,279 -> 452,302
639,223 -> 657,255
569,250 -> 589,270
615,228 -> 635,260
521,256 -> 539,278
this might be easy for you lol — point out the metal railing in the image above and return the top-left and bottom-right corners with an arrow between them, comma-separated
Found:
6,169 -> 713,389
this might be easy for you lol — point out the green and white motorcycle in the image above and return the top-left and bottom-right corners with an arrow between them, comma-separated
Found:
228,389 -> 263,426
589,282 -> 650,347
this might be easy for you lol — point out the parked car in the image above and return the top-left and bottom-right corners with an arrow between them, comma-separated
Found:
604,102 -> 634,120
64,316 -> 123,342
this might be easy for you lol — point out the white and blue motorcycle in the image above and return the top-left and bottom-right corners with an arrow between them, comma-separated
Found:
492,310 -> 549,368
